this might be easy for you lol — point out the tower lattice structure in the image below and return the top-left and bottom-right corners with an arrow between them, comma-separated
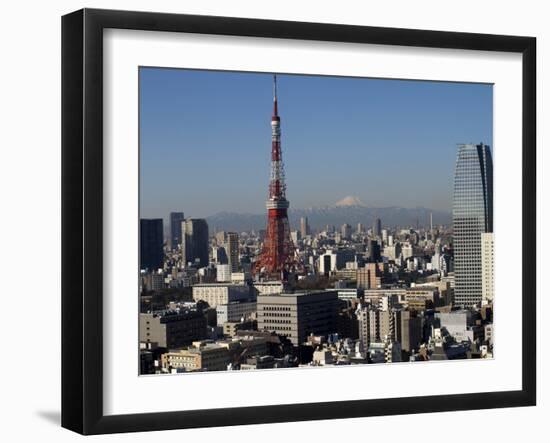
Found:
255,75 -> 299,279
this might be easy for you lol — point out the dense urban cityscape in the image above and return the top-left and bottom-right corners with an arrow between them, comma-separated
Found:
139,76 -> 494,375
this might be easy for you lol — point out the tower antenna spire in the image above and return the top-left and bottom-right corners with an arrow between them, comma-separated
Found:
273,74 -> 278,116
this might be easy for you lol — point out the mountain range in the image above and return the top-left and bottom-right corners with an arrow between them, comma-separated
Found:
206,196 -> 451,233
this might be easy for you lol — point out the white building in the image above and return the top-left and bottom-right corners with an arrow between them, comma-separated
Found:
216,300 -> 257,325
312,348 -> 335,366
216,264 -> 231,282
253,281 -> 285,295
192,283 -> 251,307
435,311 -> 473,343
367,339 -> 401,363
318,249 -> 355,274
337,288 -> 362,301
431,250 -> 441,271
383,243 -> 401,261
481,232 -> 494,303
401,242 -> 413,260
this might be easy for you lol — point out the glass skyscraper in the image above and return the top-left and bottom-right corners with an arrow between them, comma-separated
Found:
181,218 -> 209,268
169,211 -> 184,250
139,218 -> 164,272
452,143 -> 493,307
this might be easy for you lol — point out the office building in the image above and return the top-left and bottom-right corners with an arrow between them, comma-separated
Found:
215,231 -> 227,245
435,311 -> 474,343
253,281 -> 286,295
367,339 -> 402,363
383,242 -> 402,261
373,217 -> 382,238
357,307 -> 391,347
212,246 -> 228,264
453,143 -> 493,306
341,223 -> 352,240
400,242 -> 413,260
169,212 -> 184,250
216,263 -> 231,282
182,218 -> 209,268
226,232 -> 239,272
192,283 -> 252,307
391,309 -> 422,354
319,249 -> 355,274
257,291 -> 338,346
367,239 -> 381,262
144,271 -> 165,291
161,343 -> 230,372
356,263 -> 381,289
300,217 -> 310,237
139,311 -> 207,348
216,300 -> 257,325
140,218 -> 164,271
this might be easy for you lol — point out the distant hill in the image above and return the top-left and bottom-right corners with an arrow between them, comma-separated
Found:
206,203 -> 451,233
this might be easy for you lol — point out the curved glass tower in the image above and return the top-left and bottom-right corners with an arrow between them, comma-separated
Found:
452,143 -> 493,307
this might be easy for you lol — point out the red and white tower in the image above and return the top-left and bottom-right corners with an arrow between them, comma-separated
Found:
255,75 -> 298,279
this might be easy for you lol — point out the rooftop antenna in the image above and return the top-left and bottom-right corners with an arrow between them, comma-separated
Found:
273,74 -> 278,116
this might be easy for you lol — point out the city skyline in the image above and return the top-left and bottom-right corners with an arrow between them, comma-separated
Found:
139,68 -> 493,222
139,70 -> 495,374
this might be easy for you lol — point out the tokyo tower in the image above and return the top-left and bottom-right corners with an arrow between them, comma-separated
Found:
255,75 -> 299,279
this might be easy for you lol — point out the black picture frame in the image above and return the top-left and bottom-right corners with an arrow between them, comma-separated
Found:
62,8 -> 536,435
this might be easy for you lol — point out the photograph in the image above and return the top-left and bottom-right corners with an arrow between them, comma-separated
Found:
138,68 -> 494,375
1,0 -> 544,439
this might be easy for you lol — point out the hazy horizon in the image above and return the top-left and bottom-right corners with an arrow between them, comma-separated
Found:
139,199 -> 453,225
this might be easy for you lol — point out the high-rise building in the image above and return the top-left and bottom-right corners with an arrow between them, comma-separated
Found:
182,218 -> 209,268
356,263 -> 381,289
341,223 -> 352,240
211,246 -> 228,264
373,218 -> 382,238
226,232 -> 239,273
481,232 -> 494,303
357,307 -> 390,347
391,309 -> 422,354
300,217 -> 310,238
319,249 -> 356,274
367,239 -> 381,262
140,218 -> 164,271
357,223 -> 364,234
169,212 -> 184,250
401,242 -> 413,260
453,143 -> 493,307
215,231 -> 227,245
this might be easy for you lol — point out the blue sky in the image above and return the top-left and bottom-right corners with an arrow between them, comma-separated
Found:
139,68 -> 492,220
